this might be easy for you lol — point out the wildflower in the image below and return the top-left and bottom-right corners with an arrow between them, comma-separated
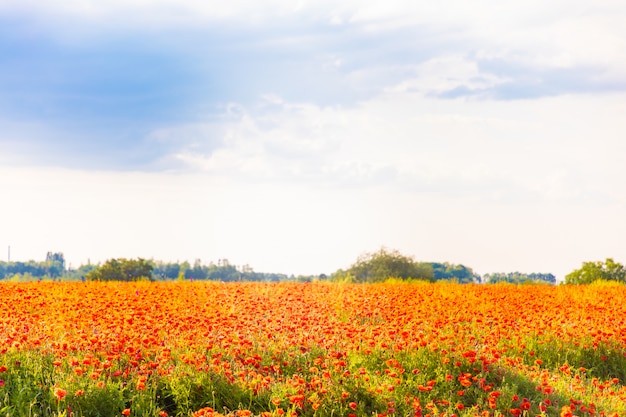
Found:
192,408 -> 215,417
349,402 -> 358,410
54,387 -> 67,401
122,409 -> 131,416
74,389 -> 84,397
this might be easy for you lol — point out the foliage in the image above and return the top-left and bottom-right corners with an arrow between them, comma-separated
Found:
484,271 -> 556,285
0,252 -> 65,280
151,259 -> 302,282
428,262 -> 479,283
70,263 -> 98,281
565,258 -> 626,284
344,247 -> 434,282
45,252 -> 66,277
85,258 -> 153,282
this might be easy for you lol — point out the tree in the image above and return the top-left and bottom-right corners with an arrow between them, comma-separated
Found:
45,252 -> 66,278
188,259 -> 208,280
484,272 -> 556,285
86,258 -> 154,282
565,258 -> 626,284
346,248 -> 434,282
429,262 -> 479,283
206,260 -> 239,281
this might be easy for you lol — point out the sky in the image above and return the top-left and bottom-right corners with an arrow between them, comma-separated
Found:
1,0 -> 625,279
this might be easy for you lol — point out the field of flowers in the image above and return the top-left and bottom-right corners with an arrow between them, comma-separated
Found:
0,281 -> 625,417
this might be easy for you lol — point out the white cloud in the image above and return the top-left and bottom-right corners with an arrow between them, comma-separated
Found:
385,55 -> 511,96
144,87 -> 626,209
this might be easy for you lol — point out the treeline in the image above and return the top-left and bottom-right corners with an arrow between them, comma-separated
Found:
0,254 -> 320,282
331,248 -> 480,283
330,248 -> 560,285
0,249 -> 566,285
483,272 -> 556,285
85,258 -> 319,282
151,259 -> 318,282
0,252 -> 66,280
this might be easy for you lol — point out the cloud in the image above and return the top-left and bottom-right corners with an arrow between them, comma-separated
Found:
384,55 -> 511,98
2,0 -> 626,173
142,88 -> 626,211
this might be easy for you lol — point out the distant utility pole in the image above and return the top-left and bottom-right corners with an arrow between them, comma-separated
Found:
7,245 -> 10,262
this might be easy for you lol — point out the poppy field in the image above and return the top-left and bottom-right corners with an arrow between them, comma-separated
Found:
0,281 -> 625,417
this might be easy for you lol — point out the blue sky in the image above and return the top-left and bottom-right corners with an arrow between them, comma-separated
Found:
1,0 -> 625,279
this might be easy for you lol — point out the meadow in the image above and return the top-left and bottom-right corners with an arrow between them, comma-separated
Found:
0,281 -> 625,417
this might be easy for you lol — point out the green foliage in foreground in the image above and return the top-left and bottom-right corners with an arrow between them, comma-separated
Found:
1,336 -> 625,417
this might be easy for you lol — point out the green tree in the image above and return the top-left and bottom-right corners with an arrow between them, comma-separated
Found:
346,248 -> 434,282
74,263 -> 97,280
206,259 -> 240,281
565,258 -> 626,284
484,272 -> 556,285
189,259 -> 208,280
45,252 -> 66,278
429,262 -> 478,283
86,258 -> 153,282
